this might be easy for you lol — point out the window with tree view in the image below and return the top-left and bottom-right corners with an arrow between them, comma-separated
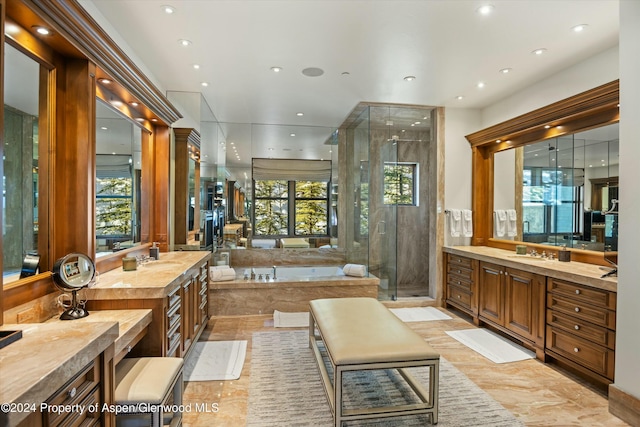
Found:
96,155 -> 133,239
254,180 -> 329,236
384,163 -> 417,205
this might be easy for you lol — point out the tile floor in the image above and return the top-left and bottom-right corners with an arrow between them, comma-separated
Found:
182,306 -> 629,426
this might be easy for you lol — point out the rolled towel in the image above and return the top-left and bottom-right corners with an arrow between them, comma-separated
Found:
343,263 -> 367,277
210,267 -> 237,282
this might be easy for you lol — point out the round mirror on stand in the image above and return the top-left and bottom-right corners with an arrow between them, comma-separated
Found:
52,253 -> 96,320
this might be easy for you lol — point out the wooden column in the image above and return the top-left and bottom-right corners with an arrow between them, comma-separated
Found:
471,146 -> 493,246
1,0 -> 5,324
51,58 -> 96,261
147,126 -> 171,252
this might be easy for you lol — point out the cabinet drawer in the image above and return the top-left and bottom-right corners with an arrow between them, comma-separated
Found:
44,360 -> 99,427
546,326 -> 615,380
547,278 -> 616,310
447,284 -> 471,309
447,274 -> 472,292
59,386 -> 101,427
447,254 -> 473,270
446,263 -> 473,281
546,309 -> 615,349
547,293 -> 615,329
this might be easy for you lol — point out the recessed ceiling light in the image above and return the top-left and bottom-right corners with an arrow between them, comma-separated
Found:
296,112 -> 304,117
112,152 -> 116,155
130,101 -> 139,107
572,24 -> 588,33
496,140 -> 502,143
135,118 -> 145,122
414,121 -> 421,125
341,71 -> 350,76
499,68 -> 512,74
151,118 -> 158,122
403,75 -> 416,81
32,25 -> 53,36
110,100 -> 123,107
456,96 -> 464,100
100,126 -> 108,130
178,39 -> 192,46
532,48 -> 547,55
193,64 -> 200,69
201,82 -> 209,87
98,78 -> 112,84
290,133 -> 296,137
411,123 -> 415,127
162,5 -> 175,14
271,66 -> 282,72
476,4 -> 495,15
544,125 -> 551,129
477,82 -> 485,89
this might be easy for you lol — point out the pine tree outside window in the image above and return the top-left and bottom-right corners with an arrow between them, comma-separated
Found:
384,162 -> 418,206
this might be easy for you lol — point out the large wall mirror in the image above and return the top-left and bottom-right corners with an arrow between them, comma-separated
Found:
468,80 -> 619,265
95,99 -> 143,257
2,42 -> 51,285
494,123 -> 619,252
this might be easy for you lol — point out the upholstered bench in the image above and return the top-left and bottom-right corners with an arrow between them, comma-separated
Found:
115,357 -> 184,427
309,297 -> 440,426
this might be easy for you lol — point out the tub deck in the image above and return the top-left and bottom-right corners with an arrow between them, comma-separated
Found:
209,272 -> 379,316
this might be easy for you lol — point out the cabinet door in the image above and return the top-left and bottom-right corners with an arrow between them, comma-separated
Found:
504,268 -> 544,343
478,262 -> 504,325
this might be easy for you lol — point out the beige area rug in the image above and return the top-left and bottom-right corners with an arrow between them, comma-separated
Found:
445,328 -> 535,364
390,307 -> 453,322
183,340 -> 247,381
247,330 -> 525,426
273,310 -> 309,328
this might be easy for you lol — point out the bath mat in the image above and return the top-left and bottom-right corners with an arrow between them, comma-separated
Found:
183,340 -> 247,381
247,330 -> 524,426
390,307 -> 453,322
273,310 -> 309,328
445,328 -> 535,364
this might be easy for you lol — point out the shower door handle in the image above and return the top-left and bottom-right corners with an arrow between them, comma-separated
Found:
377,221 -> 386,235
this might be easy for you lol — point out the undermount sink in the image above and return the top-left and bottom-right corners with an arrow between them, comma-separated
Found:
506,255 -> 548,262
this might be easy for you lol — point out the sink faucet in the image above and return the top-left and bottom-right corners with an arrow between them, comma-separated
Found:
250,268 -> 256,280
272,265 -> 277,280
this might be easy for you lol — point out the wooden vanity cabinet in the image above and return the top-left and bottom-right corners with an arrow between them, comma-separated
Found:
478,262 -> 545,354
444,254 -> 478,317
545,278 -> 616,384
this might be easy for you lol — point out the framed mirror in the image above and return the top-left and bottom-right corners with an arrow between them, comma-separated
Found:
2,42 -> 51,285
467,80 -> 619,264
95,99 -> 143,257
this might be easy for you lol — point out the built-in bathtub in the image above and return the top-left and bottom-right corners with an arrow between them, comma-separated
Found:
209,265 -> 379,316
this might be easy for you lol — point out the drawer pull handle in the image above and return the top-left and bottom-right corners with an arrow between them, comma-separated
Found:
575,289 -> 581,295
457,295 -> 461,299
127,345 -> 133,353
574,325 -> 580,330
574,347 -> 580,353
575,307 -> 580,312
457,281 -> 461,285
68,387 -> 77,399
457,270 -> 461,273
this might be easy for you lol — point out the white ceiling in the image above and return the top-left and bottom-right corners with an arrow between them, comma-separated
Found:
76,1 -> 622,180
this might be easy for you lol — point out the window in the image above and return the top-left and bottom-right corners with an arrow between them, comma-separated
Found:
384,162 -> 418,205
96,155 -> 133,240
254,180 -> 329,236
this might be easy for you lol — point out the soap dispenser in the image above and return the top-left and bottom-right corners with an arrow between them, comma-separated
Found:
150,242 -> 160,260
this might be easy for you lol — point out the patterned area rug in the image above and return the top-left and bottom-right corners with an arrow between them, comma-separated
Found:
247,330 -> 524,426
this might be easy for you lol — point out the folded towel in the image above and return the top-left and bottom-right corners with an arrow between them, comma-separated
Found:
343,264 -> 367,277
210,267 -> 237,282
449,209 -> 462,237
506,209 -> 517,237
495,210 -> 506,237
462,209 -> 473,237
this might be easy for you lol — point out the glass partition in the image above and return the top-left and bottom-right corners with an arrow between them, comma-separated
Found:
2,43 -> 46,284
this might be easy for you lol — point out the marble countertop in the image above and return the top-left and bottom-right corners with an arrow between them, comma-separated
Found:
444,246 -> 617,292
86,251 -> 211,299
0,321 -> 118,426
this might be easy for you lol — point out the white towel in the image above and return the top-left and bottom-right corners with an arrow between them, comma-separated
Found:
210,267 -> 237,282
342,264 -> 367,277
462,209 -> 473,237
449,209 -> 462,237
495,210 -> 507,237
506,209 -> 517,237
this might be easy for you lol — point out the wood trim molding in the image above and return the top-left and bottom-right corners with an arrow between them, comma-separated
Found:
609,384 -> 640,427
3,273 -> 56,311
1,0 -> 5,324
19,0 -> 182,124
466,80 -> 619,150
467,80 -> 619,260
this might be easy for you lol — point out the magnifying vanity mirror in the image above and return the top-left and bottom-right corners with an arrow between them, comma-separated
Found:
52,253 -> 96,320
